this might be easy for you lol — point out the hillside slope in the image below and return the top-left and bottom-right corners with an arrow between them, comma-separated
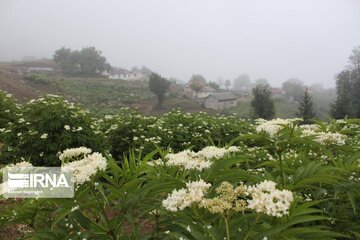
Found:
0,70 -> 42,102
0,70 -> 207,116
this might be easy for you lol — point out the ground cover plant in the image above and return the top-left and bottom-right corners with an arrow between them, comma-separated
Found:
24,75 -> 154,116
0,93 -> 359,239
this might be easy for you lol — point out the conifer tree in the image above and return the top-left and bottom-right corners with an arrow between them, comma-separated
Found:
297,87 -> 317,124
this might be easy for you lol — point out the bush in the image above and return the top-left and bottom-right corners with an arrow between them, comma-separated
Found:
0,95 -> 105,166
24,73 -> 49,84
99,109 -> 253,159
0,90 -> 18,130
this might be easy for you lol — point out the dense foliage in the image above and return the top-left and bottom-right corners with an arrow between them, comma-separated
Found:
99,109 -> 251,159
189,74 -> 207,93
251,84 -> 275,119
296,87 -> 317,124
0,90 -> 18,130
1,96 -> 360,239
149,72 -> 171,106
331,46 -> 360,118
0,95 -> 104,166
53,46 -> 111,76
282,79 -> 305,102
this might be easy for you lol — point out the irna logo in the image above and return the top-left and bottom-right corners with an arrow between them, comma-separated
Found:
8,172 -> 70,188
2,167 -> 74,198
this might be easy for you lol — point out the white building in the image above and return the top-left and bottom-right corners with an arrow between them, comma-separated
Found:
184,85 -> 216,99
109,68 -> 144,80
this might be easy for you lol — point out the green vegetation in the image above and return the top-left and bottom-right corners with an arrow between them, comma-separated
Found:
0,90 -> 18,131
282,79 -> 305,102
0,96 -> 360,239
0,95 -> 104,166
331,46 -> 360,118
251,84 -> 275,119
189,74 -> 207,93
53,46 -> 111,76
22,76 -> 153,116
149,72 -> 171,106
297,87 -> 317,124
24,73 -> 49,84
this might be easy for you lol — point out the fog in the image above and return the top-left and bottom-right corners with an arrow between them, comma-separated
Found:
0,0 -> 359,87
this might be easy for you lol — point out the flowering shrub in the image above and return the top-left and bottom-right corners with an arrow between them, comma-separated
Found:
0,95 -> 105,166
0,91 -> 18,135
99,109 -> 252,159
0,104 -> 360,239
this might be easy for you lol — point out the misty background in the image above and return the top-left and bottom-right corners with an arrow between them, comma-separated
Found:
1,0 -> 359,87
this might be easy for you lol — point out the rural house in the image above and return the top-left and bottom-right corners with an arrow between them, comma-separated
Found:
108,68 -> 144,80
184,85 -> 216,99
270,87 -> 285,98
204,92 -> 238,110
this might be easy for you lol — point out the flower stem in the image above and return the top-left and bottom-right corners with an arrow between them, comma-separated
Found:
243,214 -> 260,240
278,153 -> 285,187
224,214 -> 230,240
192,208 -> 216,240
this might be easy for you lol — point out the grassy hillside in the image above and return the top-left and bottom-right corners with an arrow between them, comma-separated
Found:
22,74 -> 155,115
0,68 -> 205,116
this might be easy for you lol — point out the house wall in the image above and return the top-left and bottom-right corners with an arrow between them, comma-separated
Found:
108,73 -> 144,80
204,98 -> 237,110
204,96 -> 218,110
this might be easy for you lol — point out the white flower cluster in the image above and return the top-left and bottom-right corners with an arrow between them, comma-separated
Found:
162,179 -> 211,211
62,152 -> 107,185
165,149 -> 211,171
313,132 -> 346,146
300,128 -> 346,146
40,133 -> 48,139
246,180 -> 293,217
59,147 -> 93,161
299,124 -> 320,132
197,146 -> 239,159
165,146 -> 240,171
147,158 -> 164,166
255,118 -> 301,138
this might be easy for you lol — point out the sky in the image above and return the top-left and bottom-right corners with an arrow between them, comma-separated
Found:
0,0 -> 359,87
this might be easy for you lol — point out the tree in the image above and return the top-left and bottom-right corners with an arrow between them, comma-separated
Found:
255,78 -> 269,86
189,74 -> 206,97
309,83 -> 325,93
251,83 -> 275,119
233,74 -> 251,90
78,47 -> 108,76
331,46 -> 360,118
53,47 -> 80,75
297,87 -> 317,124
149,72 -> 171,106
282,78 -> 305,102
208,82 -> 220,91
53,46 -> 110,76
330,70 -> 353,118
224,79 -> 231,90
189,74 -> 206,90
217,77 -> 224,88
